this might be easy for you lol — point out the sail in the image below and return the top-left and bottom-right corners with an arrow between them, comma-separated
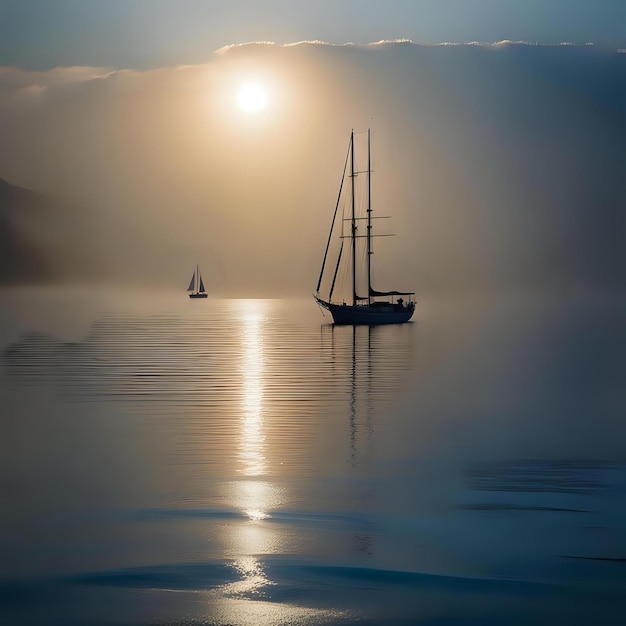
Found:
198,275 -> 205,293
187,273 -> 196,291
369,287 -> 415,297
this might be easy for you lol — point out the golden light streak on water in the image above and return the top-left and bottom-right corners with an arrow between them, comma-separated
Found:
238,303 -> 267,477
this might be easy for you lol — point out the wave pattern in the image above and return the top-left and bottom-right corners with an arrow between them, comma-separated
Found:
2,298 -> 415,482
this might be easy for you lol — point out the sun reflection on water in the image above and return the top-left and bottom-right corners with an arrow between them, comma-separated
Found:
228,479 -> 283,521
239,304 -> 267,477
221,556 -> 274,599
215,302 -> 356,623
233,303 -> 280,537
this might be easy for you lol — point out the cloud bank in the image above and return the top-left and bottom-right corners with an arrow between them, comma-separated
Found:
0,41 -> 624,296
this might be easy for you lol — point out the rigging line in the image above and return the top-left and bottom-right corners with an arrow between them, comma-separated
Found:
316,137 -> 351,294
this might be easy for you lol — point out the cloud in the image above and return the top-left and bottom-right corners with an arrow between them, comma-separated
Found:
215,41 -> 279,55
215,39 -> 411,54
213,39 -> 601,55
0,65 -> 113,91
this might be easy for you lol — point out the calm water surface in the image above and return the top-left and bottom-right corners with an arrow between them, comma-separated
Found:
1,287 -> 625,624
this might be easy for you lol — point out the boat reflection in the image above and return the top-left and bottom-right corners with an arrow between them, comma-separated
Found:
321,322 -> 414,467
320,321 -> 415,558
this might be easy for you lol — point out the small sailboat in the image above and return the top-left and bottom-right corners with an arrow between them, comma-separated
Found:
187,265 -> 208,299
314,129 -> 415,324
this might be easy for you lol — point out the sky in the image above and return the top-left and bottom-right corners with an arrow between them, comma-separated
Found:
0,1 -> 624,296
1,0 -> 624,71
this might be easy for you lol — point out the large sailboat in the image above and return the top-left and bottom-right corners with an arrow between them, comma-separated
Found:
187,265 -> 208,299
314,129 -> 415,324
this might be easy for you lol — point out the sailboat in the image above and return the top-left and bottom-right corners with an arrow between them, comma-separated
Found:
314,129 -> 415,325
187,265 -> 208,299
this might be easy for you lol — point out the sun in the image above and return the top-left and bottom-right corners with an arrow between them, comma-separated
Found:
236,83 -> 268,113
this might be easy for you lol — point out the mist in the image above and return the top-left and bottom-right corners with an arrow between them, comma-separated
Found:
4,38 -> 626,626
0,41 -> 624,297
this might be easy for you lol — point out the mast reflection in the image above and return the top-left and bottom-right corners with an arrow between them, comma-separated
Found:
322,323 -> 413,466
321,321 -> 415,556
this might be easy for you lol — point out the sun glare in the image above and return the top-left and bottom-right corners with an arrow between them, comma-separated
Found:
237,83 -> 268,113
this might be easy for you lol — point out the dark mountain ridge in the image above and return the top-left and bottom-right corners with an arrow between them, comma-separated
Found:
0,177 -> 50,283
0,178 -> 100,284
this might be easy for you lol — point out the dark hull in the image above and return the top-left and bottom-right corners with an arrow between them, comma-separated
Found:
316,298 -> 414,325
189,293 -> 208,299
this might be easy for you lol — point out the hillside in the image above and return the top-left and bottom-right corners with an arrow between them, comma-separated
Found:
0,178 -> 103,285
0,178 -> 50,283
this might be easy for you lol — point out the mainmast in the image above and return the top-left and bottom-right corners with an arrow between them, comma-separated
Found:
350,130 -> 357,307
366,129 -> 372,305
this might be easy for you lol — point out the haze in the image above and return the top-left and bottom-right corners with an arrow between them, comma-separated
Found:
1,40 -> 624,298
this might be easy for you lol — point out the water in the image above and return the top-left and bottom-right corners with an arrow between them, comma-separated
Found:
1,287 -> 625,625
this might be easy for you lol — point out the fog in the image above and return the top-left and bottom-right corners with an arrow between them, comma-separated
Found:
3,43 -> 626,626
378,291 -> 626,468
1,41 -> 624,297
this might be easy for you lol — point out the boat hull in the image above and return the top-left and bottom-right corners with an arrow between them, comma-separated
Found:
189,293 -> 208,299
316,298 -> 414,325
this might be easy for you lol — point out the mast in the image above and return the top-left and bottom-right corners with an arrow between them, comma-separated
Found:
350,130 -> 357,306
366,128 -> 372,305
